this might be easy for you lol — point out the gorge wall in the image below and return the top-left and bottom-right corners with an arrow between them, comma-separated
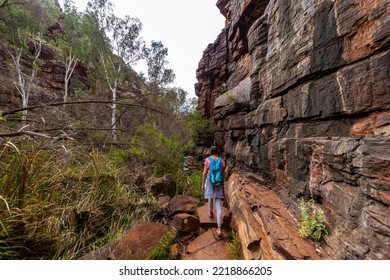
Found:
196,0 -> 390,259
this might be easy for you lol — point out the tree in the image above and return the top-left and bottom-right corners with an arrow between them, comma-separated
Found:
143,40 -> 175,89
58,0 -> 91,102
12,33 -> 42,124
86,0 -> 144,140
0,0 -> 26,10
1,0 -> 57,123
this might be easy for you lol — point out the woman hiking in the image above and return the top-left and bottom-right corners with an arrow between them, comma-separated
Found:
202,146 -> 225,237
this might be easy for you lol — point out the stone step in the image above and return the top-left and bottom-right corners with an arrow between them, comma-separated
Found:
182,228 -> 233,260
197,202 -> 230,227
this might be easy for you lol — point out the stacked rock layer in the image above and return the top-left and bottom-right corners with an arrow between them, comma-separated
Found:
196,0 -> 390,259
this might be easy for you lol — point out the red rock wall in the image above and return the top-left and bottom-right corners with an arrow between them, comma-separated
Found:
196,0 -> 390,259
0,40 -> 87,108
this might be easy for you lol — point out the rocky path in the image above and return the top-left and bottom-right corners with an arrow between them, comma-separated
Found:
84,195 -> 236,260
180,202 -> 233,260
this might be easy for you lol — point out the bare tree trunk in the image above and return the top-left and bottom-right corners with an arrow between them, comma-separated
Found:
10,50 -> 28,123
9,33 -> 42,126
100,51 -> 122,141
64,53 -> 77,102
111,79 -> 117,141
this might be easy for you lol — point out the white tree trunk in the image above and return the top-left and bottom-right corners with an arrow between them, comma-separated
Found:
10,34 -> 42,125
64,54 -> 77,102
11,50 -> 29,124
100,51 -> 121,141
111,79 -> 118,141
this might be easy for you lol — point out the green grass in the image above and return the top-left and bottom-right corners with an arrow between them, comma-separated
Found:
185,170 -> 204,201
148,230 -> 177,260
0,106 -> 202,259
0,141 -> 159,260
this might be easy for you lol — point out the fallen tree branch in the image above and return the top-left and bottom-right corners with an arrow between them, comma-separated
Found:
1,100 -> 162,116
0,129 -> 75,142
0,0 -> 29,9
0,130 -> 51,138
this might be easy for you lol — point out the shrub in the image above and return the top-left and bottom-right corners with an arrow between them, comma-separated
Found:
184,109 -> 213,150
229,229 -> 241,260
184,170 -> 204,201
126,123 -> 188,196
298,200 -> 329,241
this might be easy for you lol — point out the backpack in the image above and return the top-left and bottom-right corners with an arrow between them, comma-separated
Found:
208,156 -> 223,188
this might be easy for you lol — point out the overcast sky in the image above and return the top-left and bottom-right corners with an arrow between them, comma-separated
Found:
58,0 -> 225,97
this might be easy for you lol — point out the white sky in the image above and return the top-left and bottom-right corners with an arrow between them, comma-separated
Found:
58,0 -> 226,97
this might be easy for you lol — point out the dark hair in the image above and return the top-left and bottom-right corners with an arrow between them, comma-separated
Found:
210,146 -> 219,156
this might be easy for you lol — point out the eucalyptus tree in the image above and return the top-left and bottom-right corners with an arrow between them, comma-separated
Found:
0,0 -> 26,10
0,0 -> 59,124
86,0 -> 144,140
143,40 -> 175,89
58,0 -> 92,102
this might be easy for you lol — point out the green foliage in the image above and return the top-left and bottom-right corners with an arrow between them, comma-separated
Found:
131,123 -> 185,177
143,40 -> 175,88
184,109 -> 213,149
57,17 -> 92,62
69,86 -> 88,101
163,87 -> 187,114
225,91 -> 235,102
0,141 -> 159,260
229,229 -> 241,260
298,200 -> 329,241
0,0 -> 202,260
109,149 -> 127,165
184,171 -> 204,201
0,0 -> 59,46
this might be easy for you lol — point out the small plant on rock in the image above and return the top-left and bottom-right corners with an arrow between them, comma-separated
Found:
229,229 -> 241,260
298,200 -> 329,241
148,231 -> 176,260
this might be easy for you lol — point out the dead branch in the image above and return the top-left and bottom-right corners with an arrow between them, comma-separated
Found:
0,0 -> 29,10
1,100 -> 163,116
0,130 -> 75,141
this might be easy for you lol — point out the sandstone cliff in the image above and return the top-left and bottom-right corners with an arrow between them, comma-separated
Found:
196,0 -> 390,259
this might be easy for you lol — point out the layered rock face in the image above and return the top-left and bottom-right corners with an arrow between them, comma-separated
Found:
196,0 -> 390,259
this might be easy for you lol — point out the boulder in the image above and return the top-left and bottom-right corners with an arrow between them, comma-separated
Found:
171,213 -> 200,233
84,222 -> 174,260
167,195 -> 200,216
183,240 -> 233,260
147,174 -> 176,196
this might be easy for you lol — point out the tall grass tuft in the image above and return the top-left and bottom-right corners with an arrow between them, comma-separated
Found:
0,140 -> 159,259
148,230 -> 176,260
